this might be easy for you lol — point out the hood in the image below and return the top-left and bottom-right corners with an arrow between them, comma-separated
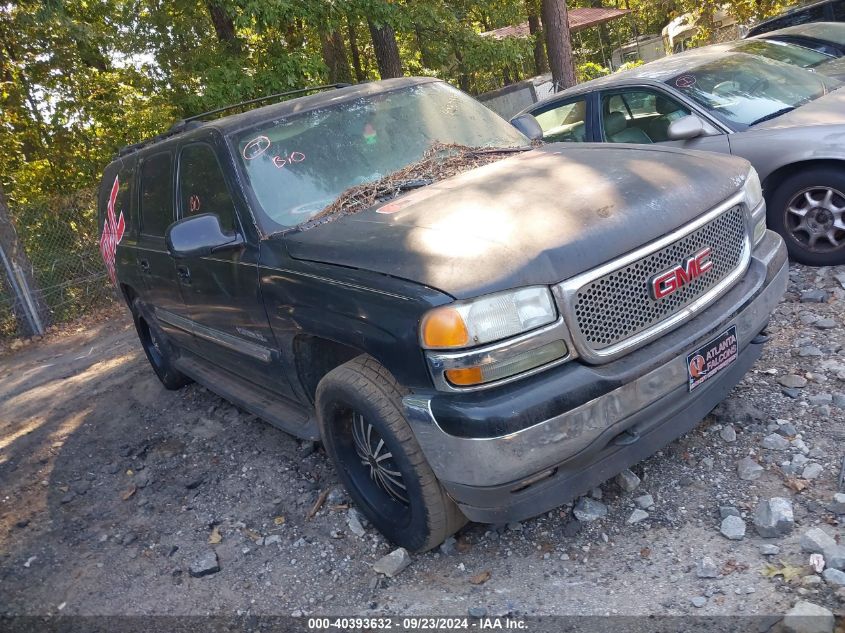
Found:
283,144 -> 750,300
754,86 -> 845,130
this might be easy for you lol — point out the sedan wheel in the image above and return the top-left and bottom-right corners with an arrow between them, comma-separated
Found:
784,186 -> 845,253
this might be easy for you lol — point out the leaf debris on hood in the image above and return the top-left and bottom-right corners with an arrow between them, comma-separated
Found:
298,142 -> 528,231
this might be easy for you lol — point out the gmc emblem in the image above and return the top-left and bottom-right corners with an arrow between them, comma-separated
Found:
650,247 -> 713,300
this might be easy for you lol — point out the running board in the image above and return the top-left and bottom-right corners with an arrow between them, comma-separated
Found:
173,354 -> 319,440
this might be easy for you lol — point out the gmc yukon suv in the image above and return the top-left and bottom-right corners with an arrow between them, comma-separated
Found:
99,77 -> 788,552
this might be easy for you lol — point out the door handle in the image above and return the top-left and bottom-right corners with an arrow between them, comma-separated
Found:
138,258 -> 151,273
177,265 -> 191,284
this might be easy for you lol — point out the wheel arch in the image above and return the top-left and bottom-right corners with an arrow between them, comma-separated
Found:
293,334 -> 367,405
762,159 -> 845,196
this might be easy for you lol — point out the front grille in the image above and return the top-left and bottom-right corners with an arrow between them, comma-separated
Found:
572,205 -> 747,352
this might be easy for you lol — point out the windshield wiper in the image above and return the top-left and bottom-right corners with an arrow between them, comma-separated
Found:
472,145 -> 534,154
386,178 -> 433,193
749,107 -> 796,126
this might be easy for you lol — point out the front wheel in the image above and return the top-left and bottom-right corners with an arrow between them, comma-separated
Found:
767,167 -> 845,266
316,356 -> 466,552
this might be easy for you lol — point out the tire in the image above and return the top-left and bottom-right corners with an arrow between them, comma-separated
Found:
767,166 -> 845,266
131,298 -> 191,390
316,355 -> 466,552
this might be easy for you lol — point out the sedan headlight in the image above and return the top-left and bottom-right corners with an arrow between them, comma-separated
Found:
421,286 -> 557,349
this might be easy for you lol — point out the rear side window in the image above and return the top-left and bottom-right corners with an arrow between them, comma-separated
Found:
532,98 -> 588,143
139,152 -> 174,237
178,143 -> 237,233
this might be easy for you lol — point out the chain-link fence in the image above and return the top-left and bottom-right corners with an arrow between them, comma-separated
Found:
0,189 -> 117,342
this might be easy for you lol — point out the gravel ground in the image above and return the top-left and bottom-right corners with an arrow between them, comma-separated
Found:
1,263 -> 844,624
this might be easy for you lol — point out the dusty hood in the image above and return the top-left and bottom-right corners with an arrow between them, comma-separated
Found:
816,58 -> 845,83
754,86 -> 845,130
284,144 -> 750,299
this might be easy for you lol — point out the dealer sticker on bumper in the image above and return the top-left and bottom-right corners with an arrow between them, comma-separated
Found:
686,325 -> 738,392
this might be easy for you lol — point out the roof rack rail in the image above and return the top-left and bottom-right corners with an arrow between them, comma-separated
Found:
116,83 -> 351,158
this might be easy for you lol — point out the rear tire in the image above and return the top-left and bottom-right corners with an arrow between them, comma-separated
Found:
767,167 -> 845,266
131,298 -> 191,390
316,355 -> 466,552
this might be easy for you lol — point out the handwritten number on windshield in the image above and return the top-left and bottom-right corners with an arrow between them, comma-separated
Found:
273,152 -> 306,169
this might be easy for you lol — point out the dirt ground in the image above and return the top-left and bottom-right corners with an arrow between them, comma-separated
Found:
1,263 -> 844,623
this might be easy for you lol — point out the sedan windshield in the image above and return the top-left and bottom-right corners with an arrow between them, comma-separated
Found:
232,82 -> 529,232
734,40 -> 833,68
666,53 -> 840,127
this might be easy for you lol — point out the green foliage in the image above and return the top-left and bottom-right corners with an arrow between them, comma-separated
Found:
577,61 -> 610,82
616,60 -> 645,72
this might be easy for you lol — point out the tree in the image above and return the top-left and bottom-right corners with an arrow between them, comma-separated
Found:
321,29 -> 354,83
368,20 -> 403,78
526,0 -> 548,75
541,0 -> 576,91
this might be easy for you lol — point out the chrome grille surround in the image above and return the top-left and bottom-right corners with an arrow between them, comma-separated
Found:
554,192 -> 752,364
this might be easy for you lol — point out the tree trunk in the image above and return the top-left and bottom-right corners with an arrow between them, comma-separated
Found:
526,0 -> 548,75
320,30 -> 353,84
0,183 -> 48,336
541,0 -> 577,91
205,1 -> 240,53
367,20 -> 403,78
347,15 -> 365,82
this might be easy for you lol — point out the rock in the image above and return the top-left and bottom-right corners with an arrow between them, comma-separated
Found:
737,457 -> 764,481
762,433 -> 790,450
779,375 -> 808,389
833,394 -> 845,408
347,510 -> 366,537
60,492 -> 75,504
801,528 -> 837,554
799,346 -> 823,358
720,506 -> 741,519
507,521 -> 523,532
373,548 -> 411,577
802,463 -> 824,480
626,509 -> 649,524
825,545 -> 845,571
696,556 -> 720,578
616,469 -> 641,492
777,422 -> 799,437
573,497 -> 608,522
720,425 -> 737,442
634,494 -> 654,510
562,519 -> 582,537
808,394 -> 833,405
782,601 -> 834,633
800,289 -> 829,303
326,487 -> 346,506
701,457 -> 715,471
468,607 -> 488,618
814,318 -> 836,329
783,387 -> 802,399
264,534 -> 282,545
823,568 -> 845,587
759,544 -> 780,556
589,486 -> 603,500
691,596 -> 707,608
439,537 -> 457,556
803,574 -> 823,586
189,550 -> 220,578
753,497 -> 794,538
828,493 -> 845,514
720,515 -> 746,541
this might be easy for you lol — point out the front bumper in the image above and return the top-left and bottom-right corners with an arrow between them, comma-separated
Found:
403,230 -> 788,523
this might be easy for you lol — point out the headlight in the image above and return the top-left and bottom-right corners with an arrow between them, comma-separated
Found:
743,168 -> 766,245
421,287 -> 557,349
743,167 -> 763,210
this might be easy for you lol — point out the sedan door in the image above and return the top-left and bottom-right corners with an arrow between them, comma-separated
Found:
597,87 -> 732,154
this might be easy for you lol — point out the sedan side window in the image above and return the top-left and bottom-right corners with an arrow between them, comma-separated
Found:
601,89 -> 691,144
532,98 -> 588,143
178,143 -> 237,233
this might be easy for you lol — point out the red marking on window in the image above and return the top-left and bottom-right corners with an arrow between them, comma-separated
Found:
675,75 -> 696,89
99,175 -> 125,285
189,194 -> 201,213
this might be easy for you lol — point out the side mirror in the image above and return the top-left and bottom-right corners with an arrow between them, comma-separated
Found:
509,113 -> 544,141
667,114 -> 706,141
166,213 -> 243,259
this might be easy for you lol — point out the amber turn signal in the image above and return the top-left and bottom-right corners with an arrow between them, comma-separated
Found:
444,366 -> 484,386
421,307 -> 469,349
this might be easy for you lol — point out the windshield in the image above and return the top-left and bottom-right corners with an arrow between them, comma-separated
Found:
666,53 -> 840,127
232,82 -> 529,232
734,40 -> 832,68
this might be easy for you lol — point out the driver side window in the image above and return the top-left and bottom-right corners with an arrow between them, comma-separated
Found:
601,89 -> 691,144
533,98 -> 588,143
178,143 -> 237,233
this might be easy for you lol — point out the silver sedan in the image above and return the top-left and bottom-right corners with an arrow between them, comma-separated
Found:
516,50 -> 845,265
